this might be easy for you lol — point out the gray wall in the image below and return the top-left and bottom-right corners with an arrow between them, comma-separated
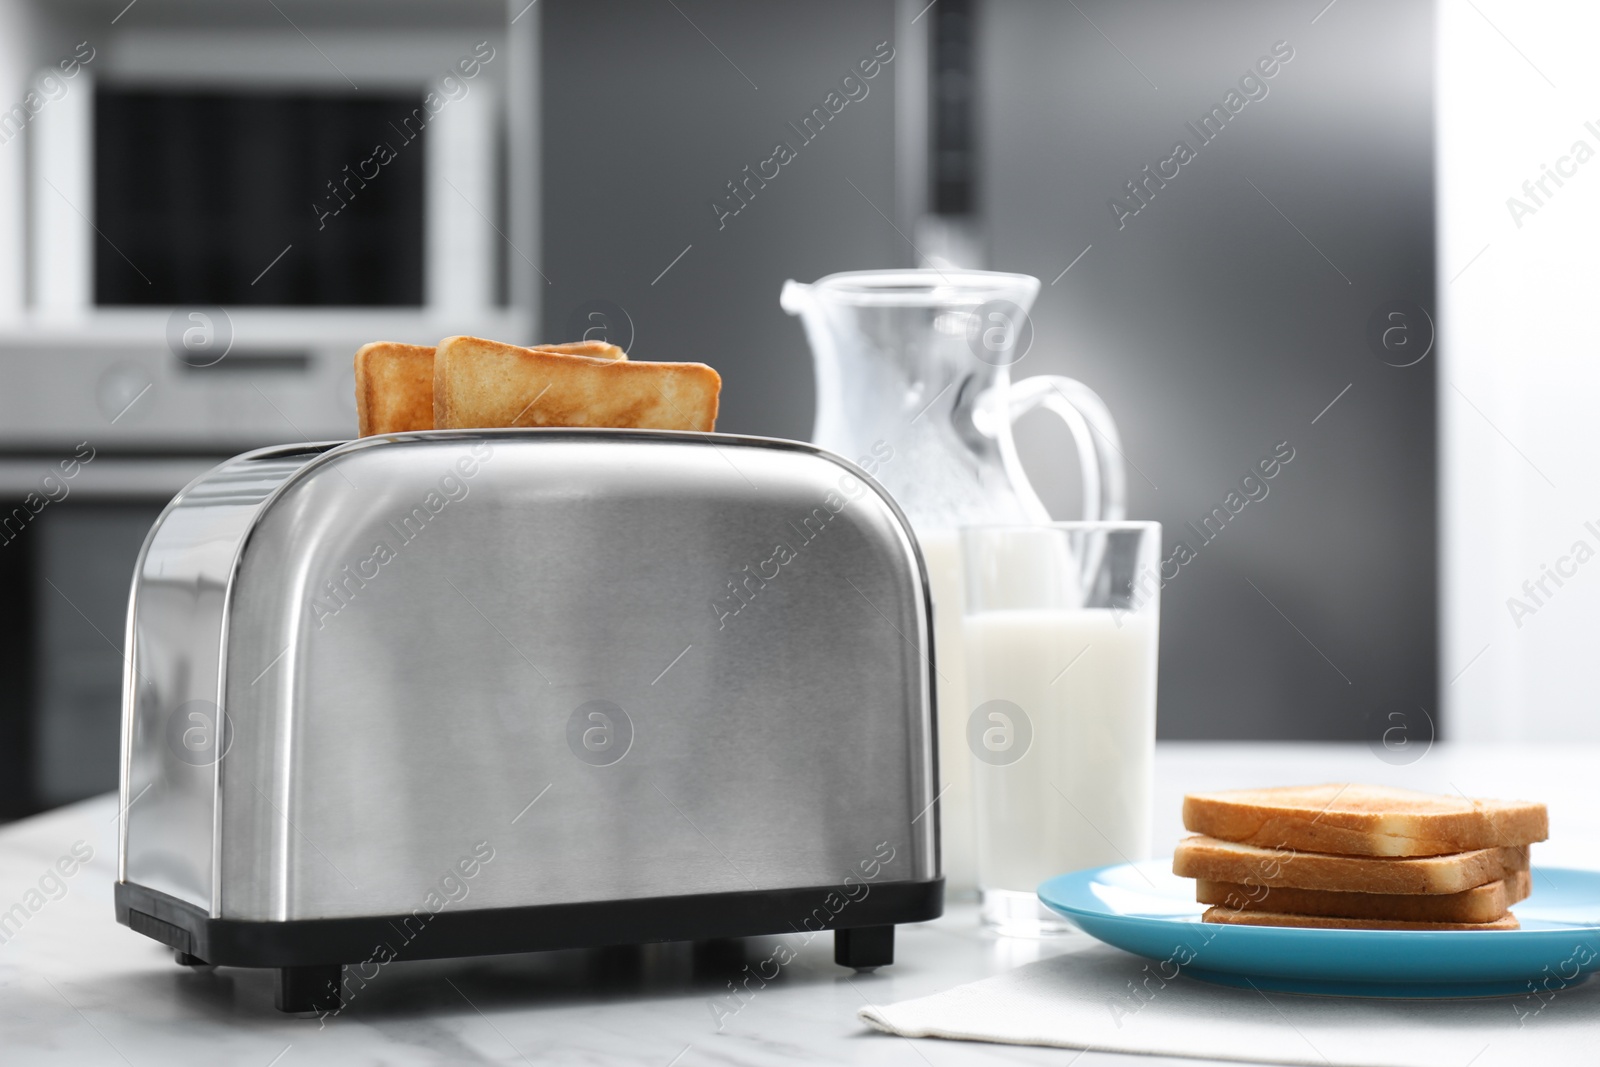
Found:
979,0 -> 1435,739
540,0 -> 902,441
540,0 -> 1435,741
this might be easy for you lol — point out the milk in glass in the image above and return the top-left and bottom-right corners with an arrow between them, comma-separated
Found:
962,607 -> 1157,893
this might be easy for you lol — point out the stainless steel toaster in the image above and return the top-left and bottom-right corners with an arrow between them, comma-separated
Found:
115,429 -> 942,1012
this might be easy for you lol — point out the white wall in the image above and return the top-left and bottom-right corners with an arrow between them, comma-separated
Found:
1440,0 -> 1600,740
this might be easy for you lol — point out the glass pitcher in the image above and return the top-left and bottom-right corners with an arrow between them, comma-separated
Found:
780,269 -> 1126,895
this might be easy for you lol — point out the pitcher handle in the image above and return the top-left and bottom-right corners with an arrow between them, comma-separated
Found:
991,374 -> 1127,524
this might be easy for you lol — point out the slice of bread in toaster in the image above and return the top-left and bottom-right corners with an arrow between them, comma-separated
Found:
355,342 -> 438,436
434,335 -> 720,432
1172,835 -> 1529,895
1200,906 -> 1520,930
357,340 -> 626,436
1182,784 -> 1548,857
1195,869 -> 1531,924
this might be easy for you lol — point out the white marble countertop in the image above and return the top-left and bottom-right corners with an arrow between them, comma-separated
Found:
2,742 -> 1596,1066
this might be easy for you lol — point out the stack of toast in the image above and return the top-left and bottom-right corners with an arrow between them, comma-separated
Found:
1172,784 -> 1548,930
354,336 -> 721,437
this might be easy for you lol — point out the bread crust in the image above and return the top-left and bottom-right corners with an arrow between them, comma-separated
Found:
1182,784 -> 1548,858
533,340 -> 626,360
1172,835 -> 1528,895
1200,907 -> 1520,930
434,335 -> 719,432
1196,869 -> 1530,923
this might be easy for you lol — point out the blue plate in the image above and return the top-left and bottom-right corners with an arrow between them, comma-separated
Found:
1038,861 -> 1600,998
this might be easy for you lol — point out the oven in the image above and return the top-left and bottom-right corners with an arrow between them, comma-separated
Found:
0,1 -> 534,816
0,343 -> 357,817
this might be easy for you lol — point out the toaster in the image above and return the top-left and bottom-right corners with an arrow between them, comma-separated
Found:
115,429 -> 942,1012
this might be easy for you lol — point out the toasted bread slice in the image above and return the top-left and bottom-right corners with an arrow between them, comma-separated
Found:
1173,836 -> 1528,895
355,342 -> 438,436
532,340 -> 626,360
355,339 -> 625,437
1201,907 -> 1519,930
434,335 -> 720,432
1196,869 -> 1531,924
1182,784 -> 1548,858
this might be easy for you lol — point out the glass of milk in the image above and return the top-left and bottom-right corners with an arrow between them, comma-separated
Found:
961,522 -> 1160,936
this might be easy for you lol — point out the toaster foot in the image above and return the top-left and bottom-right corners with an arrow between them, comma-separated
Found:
834,925 -> 894,970
173,950 -> 209,967
275,964 -> 343,1013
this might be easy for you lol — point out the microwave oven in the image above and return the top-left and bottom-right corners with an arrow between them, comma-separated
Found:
67,69 -> 504,310
21,25 -> 528,378
1,22 -> 532,455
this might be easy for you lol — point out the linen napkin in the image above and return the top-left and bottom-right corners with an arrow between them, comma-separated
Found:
859,942 -> 1598,1067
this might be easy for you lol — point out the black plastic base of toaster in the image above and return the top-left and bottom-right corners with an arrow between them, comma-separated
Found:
115,876 -> 944,970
